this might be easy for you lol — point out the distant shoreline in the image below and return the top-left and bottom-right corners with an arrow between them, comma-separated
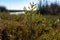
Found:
8,10 -> 24,12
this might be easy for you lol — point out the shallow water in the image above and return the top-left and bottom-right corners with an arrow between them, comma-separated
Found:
10,12 -> 25,14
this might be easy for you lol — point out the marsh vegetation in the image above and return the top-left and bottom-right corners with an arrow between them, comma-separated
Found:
0,1 -> 60,40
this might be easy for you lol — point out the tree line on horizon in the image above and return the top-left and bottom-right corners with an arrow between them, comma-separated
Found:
38,0 -> 60,15
0,6 -> 7,12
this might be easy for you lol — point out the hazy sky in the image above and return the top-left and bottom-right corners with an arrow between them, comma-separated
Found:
0,0 -> 59,10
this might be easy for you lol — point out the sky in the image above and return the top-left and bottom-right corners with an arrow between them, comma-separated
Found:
0,0 -> 60,10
